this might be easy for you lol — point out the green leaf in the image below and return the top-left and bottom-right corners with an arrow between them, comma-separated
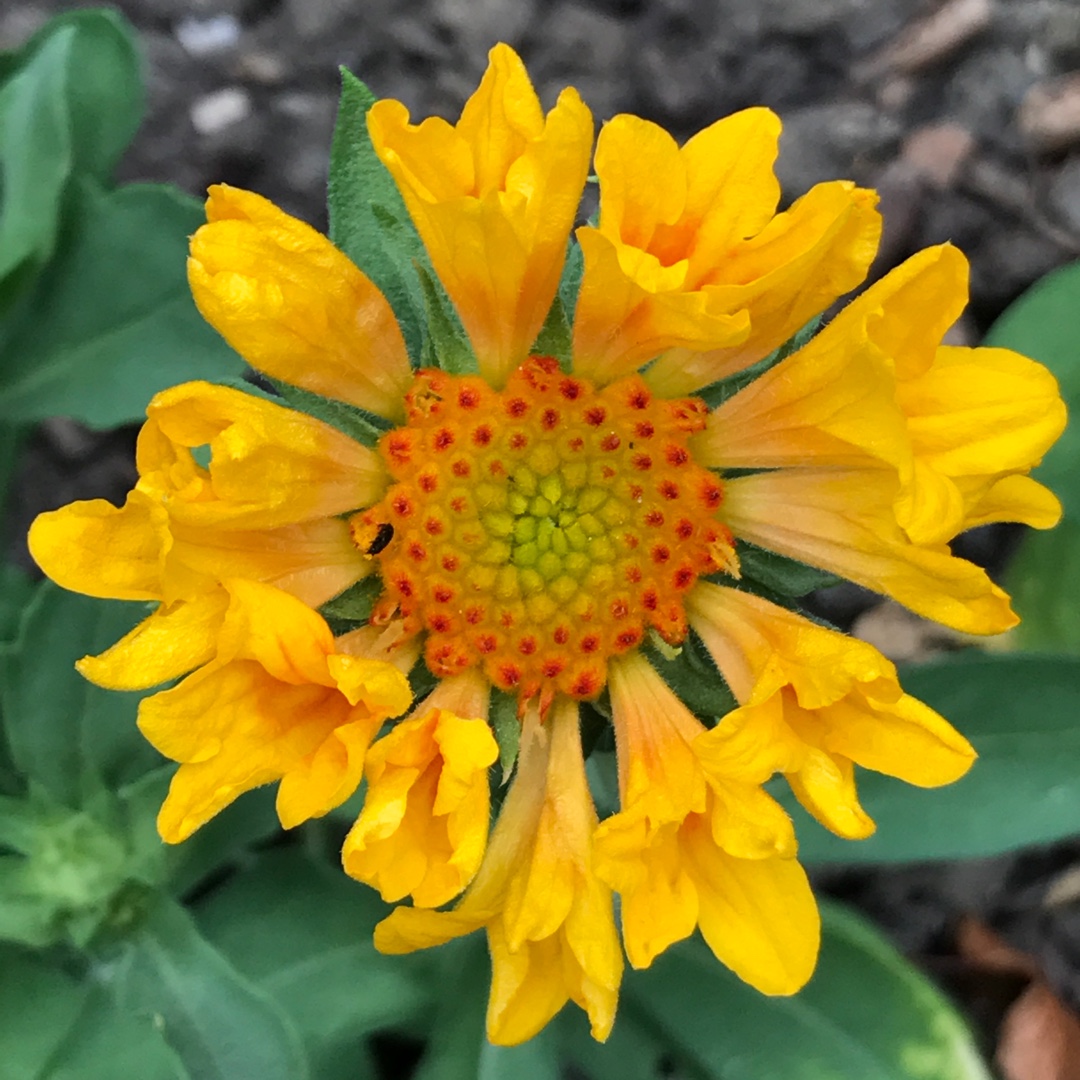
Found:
786,653 -> 1080,863
109,762 -> 281,901
196,849 -> 431,1069
0,946 -> 89,1076
0,562 -> 33,646
623,904 -> 989,1080
0,26 -> 73,285
114,895 -> 310,1080
1,582 -> 160,806
1005,518 -> 1080,654
15,8 -> 143,182
0,181 -> 245,427
40,983 -> 189,1080
984,260 -> 1080,521
410,937 -> 486,1080
557,1001 -> 678,1080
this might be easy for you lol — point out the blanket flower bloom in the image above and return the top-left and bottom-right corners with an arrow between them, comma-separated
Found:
28,43 -> 1066,1045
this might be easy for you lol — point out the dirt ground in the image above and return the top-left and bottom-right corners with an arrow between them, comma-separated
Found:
5,0 -> 1080,1071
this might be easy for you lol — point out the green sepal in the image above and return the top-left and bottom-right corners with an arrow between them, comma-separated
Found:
318,575 -> 382,635
643,630 -> 736,724
723,539 -> 841,598
327,68 -> 430,368
531,294 -> 572,370
696,314 -> 823,409
416,262 -> 476,375
267,377 -> 389,449
488,689 -> 520,784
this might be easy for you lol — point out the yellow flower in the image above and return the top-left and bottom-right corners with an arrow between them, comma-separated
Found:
28,42 -> 1066,1044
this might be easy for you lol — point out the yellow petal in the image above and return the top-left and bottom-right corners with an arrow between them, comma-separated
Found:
644,182 -> 881,395
811,691 -> 975,789
785,749 -> 876,841
957,473 -> 1062,532
343,671 -> 496,908
369,44 -> 593,386
144,381 -> 387,530
188,185 -> 412,419
144,663 -> 352,842
28,490 -> 167,602
142,582 -> 410,841
687,582 -> 898,708
691,297 -> 909,473
895,345 -> 1067,543
276,715 -> 384,829
848,243 -> 969,382
571,227 -> 750,384
214,578 -> 336,683
374,699 -> 622,1044
723,467 -> 1017,634
168,516 -> 369,609
76,588 -> 229,691
684,815 -> 820,995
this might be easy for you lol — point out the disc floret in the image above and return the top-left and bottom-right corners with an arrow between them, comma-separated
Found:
356,357 -> 735,704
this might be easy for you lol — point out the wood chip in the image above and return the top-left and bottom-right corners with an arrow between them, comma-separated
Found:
1020,74 -> 1080,153
999,983 -> 1080,1080
901,122 -> 977,189
855,0 -> 993,79
957,918 -> 1080,1080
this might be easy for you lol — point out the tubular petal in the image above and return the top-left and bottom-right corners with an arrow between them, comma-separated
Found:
690,584 -> 975,837
143,381 -> 388,530
76,588 -> 230,691
343,670 -> 496,908
723,468 -> 1018,634
368,44 -> 593,386
373,699 -> 622,1046
28,491 -> 168,602
692,308 -> 909,473
188,185 -> 412,419
639,182 -> 882,395
139,581 -> 411,841
167,516 -> 369,609
683,816 -> 820,996
686,582 -> 899,708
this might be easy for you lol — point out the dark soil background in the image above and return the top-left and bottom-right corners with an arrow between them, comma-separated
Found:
4,0 -> 1080,1071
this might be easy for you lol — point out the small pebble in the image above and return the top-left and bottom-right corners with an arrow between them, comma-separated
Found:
175,13 -> 240,57
190,87 -> 252,135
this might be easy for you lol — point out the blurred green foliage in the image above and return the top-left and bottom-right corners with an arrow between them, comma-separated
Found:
985,261 -> 1080,653
0,7 -> 1077,1079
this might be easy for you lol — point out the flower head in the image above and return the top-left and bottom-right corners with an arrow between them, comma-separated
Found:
29,43 -> 1066,1045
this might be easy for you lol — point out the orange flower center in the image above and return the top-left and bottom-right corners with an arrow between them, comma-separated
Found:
354,358 -> 734,704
